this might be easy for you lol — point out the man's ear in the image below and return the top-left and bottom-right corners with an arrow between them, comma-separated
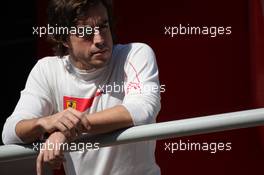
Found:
63,42 -> 69,48
63,37 -> 71,48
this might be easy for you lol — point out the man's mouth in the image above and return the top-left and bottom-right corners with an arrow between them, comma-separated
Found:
92,49 -> 107,55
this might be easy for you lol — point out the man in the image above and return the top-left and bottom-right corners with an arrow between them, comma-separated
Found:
2,0 -> 161,174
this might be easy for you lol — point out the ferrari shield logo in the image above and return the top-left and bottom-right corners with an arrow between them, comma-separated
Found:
63,91 -> 102,112
66,100 -> 77,109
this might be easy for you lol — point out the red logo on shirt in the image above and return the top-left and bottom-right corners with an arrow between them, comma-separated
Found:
126,61 -> 141,94
63,91 -> 102,112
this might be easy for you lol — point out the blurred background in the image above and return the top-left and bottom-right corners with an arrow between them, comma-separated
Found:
1,0 -> 263,174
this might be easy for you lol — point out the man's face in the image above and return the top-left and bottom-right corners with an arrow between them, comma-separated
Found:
66,3 -> 113,70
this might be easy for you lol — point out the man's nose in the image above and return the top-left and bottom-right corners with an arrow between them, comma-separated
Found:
94,33 -> 105,49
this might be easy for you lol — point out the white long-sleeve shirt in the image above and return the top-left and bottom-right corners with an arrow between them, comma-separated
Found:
2,43 -> 161,175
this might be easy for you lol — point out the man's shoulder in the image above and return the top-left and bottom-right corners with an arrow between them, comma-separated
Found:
37,56 -> 63,65
113,43 -> 155,64
34,56 -> 66,71
111,43 -> 157,75
129,42 -> 153,51
114,42 -> 154,54
31,56 -> 66,79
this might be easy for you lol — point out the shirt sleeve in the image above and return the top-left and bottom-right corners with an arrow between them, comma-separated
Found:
121,43 -> 161,126
2,59 -> 54,144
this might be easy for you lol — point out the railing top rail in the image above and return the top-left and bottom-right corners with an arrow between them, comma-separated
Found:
1,108 -> 264,162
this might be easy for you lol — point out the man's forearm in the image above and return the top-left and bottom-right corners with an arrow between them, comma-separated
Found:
15,105 -> 133,143
15,118 -> 45,143
85,105 -> 134,135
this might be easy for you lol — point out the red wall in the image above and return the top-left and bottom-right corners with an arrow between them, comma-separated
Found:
38,0 -> 264,174
112,1 -> 264,174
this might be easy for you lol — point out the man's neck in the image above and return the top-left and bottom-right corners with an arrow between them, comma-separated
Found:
69,56 -> 94,71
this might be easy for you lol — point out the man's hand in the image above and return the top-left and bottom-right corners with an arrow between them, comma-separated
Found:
15,108 -> 91,143
38,108 -> 91,139
36,131 -> 67,175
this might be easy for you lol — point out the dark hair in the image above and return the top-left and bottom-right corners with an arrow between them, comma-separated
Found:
47,0 -> 114,57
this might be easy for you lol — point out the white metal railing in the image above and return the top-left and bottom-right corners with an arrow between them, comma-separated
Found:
1,108 -> 264,162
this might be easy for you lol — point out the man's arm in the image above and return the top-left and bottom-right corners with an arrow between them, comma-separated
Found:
2,59 -> 56,144
15,118 -> 44,143
79,44 -> 160,135
15,105 -> 133,143
83,105 -> 133,134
